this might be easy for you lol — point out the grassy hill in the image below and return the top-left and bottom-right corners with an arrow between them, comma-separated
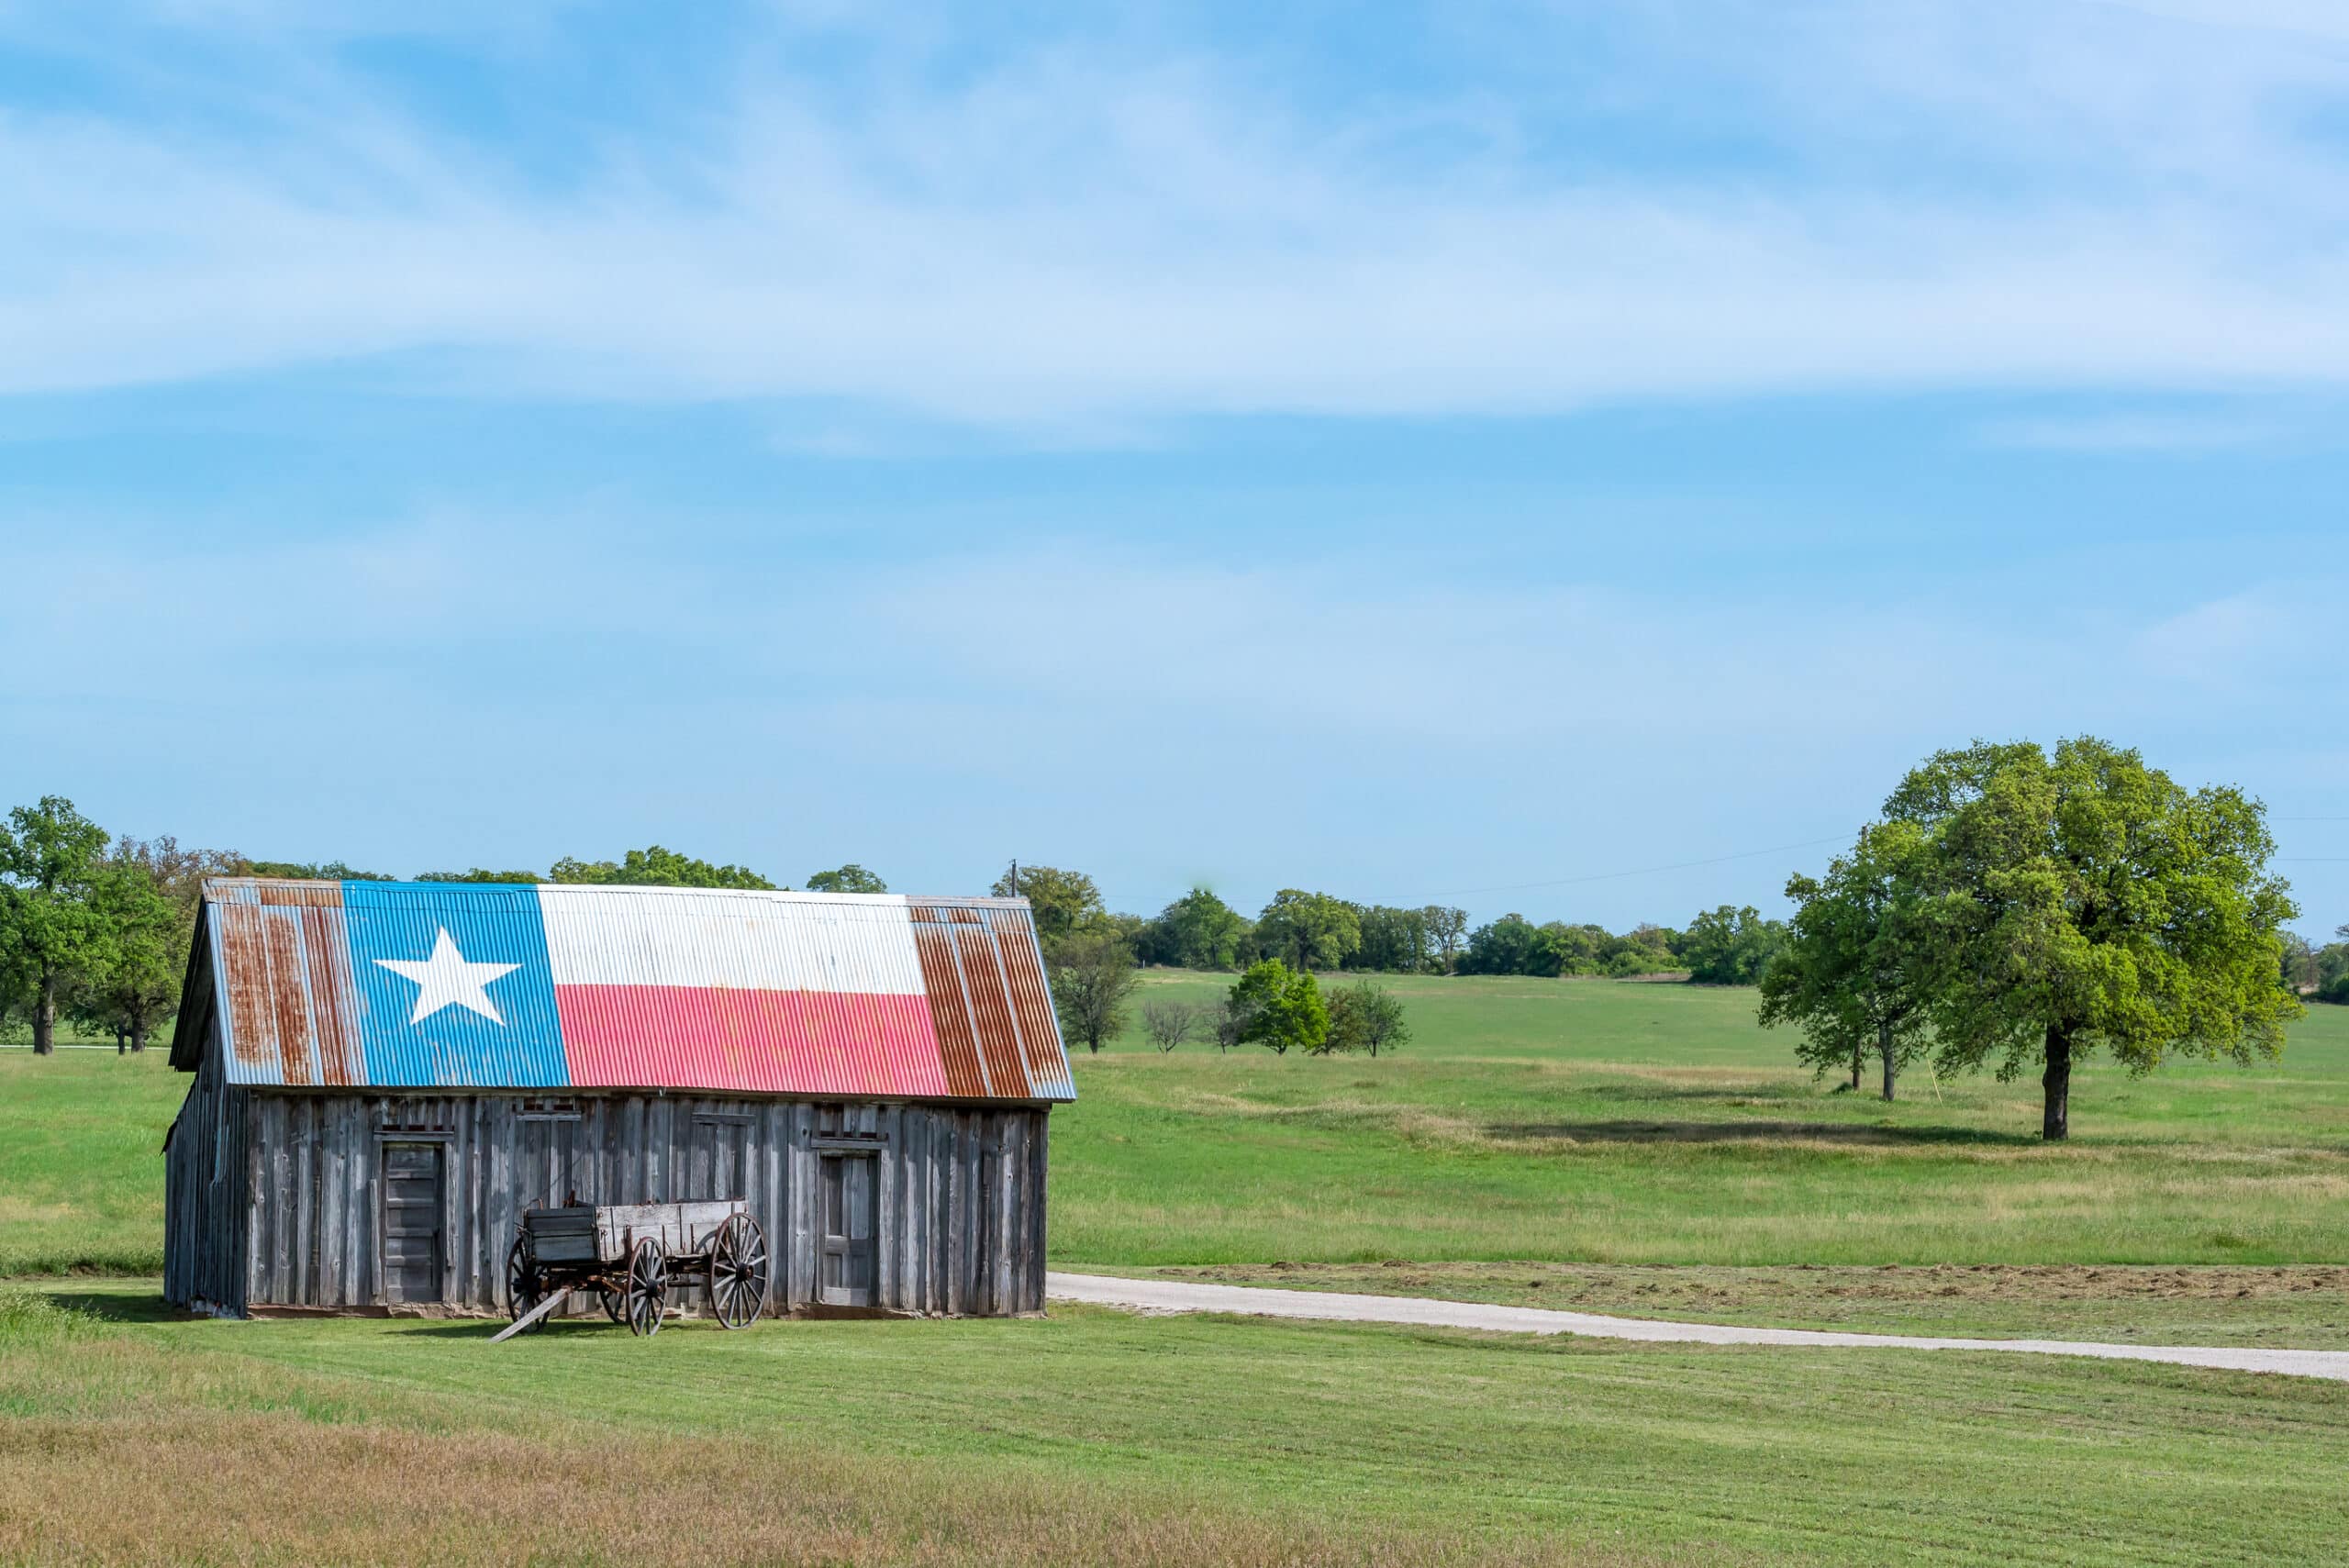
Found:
7,978 -> 2349,1564
8,974 -> 2347,1279
1056,972 -> 2349,1269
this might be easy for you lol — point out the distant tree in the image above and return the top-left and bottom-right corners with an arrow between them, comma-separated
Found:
1319,988 -> 1366,1054
1352,905 -> 1431,973
1325,979 -> 1410,1057
1254,891 -> 1361,973
1047,927 -> 1139,1054
247,860 -> 392,881
1544,922 -> 1607,976
1616,925 -> 1681,974
1141,998 -> 1203,1053
549,846 -> 775,889
2323,929 -> 2349,1005
0,797 -> 111,1055
1152,887 -> 1248,970
109,836 -> 244,915
1888,737 -> 2301,1140
1758,822 -> 1935,1100
416,869 -> 544,884
1230,959 -> 1329,1056
72,859 -> 181,1053
1422,906 -> 1468,973
806,863 -> 887,894
1211,989 -> 1253,1052
1680,905 -> 1788,985
992,864 -> 1103,943
2278,931 -> 2318,992
1458,914 -> 1557,976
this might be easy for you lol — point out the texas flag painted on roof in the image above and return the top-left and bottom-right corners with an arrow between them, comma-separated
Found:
177,879 -> 1074,1103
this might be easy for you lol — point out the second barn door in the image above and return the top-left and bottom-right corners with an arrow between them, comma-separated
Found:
817,1151 -> 876,1307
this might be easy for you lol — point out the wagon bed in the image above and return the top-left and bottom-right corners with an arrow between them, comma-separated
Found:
497,1199 -> 770,1340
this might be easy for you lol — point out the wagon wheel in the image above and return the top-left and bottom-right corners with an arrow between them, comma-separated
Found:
504,1235 -> 545,1333
707,1213 -> 770,1329
624,1236 -> 666,1337
598,1286 -> 626,1324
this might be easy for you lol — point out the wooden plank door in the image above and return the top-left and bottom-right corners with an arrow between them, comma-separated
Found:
381,1141 -> 444,1304
818,1151 -> 876,1307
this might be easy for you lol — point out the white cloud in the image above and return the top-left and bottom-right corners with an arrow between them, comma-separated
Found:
0,3 -> 2345,428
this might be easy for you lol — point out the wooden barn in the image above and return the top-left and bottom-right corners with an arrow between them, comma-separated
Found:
162,878 -> 1074,1318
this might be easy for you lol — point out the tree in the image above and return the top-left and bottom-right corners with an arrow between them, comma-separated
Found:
1758,822 -> 1935,1100
0,797 -> 111,1055
246,859 -> 392,881
1229,959 -> 1329,1055
1352,905 -> 1431,973
1046,927 -> 1139,1054
2321,929 -> 2349,1005
416,869 -> 543,884
1141,998 -> 1202,1053
1326,979 -> 1410,1057
1458,913 -> 1556,976
2279,930 -> 2318,992
549,846 -> 775,889
1888,737 -> 2302,1140
992,864 -> 1102,942
1681,905 -> 1788,985
1254,891 -> 1361,973
73,859 -> 181,1053
1422,906 -> 1468,973
1153,887 -> 1248,970
1212,989 -> 1253,1052
807,863 -> 887,894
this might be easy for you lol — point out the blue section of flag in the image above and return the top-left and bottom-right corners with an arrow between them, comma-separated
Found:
342,881 -> 568,1088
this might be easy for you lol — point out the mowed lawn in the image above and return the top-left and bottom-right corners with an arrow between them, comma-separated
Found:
6,1282 -> 2349,1567
7,978 -> 2349,1278
6,983 -> 2349,1565
1055,973 -> 2349,1267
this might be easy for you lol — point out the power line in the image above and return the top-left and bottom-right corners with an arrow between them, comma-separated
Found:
1429,834 -> 1854,900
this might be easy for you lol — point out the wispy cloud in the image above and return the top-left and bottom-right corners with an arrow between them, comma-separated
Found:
0,2 -> 2345,432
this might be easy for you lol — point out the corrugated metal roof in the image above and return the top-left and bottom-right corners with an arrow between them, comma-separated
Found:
174,879 -> 1074,1102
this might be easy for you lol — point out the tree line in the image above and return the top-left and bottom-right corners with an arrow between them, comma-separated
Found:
987,865 -> 1789,984
0,796 -> 893,1055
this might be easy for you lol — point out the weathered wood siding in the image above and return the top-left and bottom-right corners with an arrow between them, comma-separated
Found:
161,1038 -> 249,1313
222,1090 -> 1049,1317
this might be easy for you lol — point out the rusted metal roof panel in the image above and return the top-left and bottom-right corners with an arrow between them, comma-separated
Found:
180,879 -> 1074,1102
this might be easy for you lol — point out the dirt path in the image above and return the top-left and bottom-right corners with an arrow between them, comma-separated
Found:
1046,1272 -> 2349,1384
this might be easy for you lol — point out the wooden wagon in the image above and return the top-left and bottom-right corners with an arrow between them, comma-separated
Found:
498,1199 -> 770,1340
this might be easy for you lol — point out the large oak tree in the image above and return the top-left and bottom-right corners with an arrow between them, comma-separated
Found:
1887,738 -> 2300,1140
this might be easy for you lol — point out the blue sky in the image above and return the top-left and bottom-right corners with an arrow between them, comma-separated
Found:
3,0 -> 2343,934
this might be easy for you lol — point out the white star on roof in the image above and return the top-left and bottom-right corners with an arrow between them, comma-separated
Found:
374,928 -> 520,1027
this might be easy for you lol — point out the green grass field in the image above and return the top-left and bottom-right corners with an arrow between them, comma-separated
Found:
1054,973 -> 2349,1268
6,1281 -> 2349,1566
8,976 -> 2348,1279
6,977 -> 2347,1564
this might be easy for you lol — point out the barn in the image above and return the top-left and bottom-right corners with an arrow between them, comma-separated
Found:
162,877 -> 1074,1319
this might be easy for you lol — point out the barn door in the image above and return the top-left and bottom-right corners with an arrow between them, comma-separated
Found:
818,1151 -> 876,1307
381,1141 -> 444,1304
